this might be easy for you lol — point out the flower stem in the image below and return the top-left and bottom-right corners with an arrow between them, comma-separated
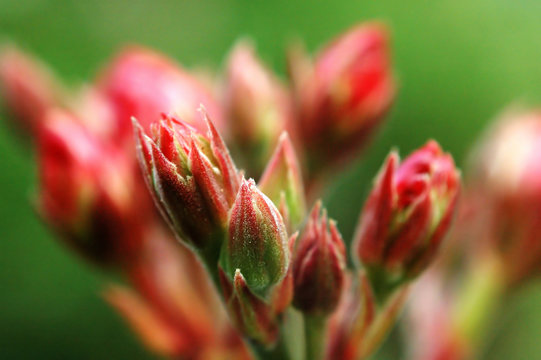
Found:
450,254 -> 505,357
304,314 -> 327,360
248,337 -> 291,360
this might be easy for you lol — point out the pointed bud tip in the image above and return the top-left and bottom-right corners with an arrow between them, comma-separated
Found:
355,141 -> 460,284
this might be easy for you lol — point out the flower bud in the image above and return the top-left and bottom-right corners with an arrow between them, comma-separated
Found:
219,268 -> 278,345
470,111 -> 541,283
99,46 -> 223,142
258,132 -> 306,231
38,109 -> 134,264
220,178 -> 290,298
0,45 -> 65,135
105,284 -> 189,356
225,41 -> 292,177
353,141 -> 460,287
134,111 -> 240,251
292,202 -> 346,315
289,23 -> 394,175
405,270 -> 463,360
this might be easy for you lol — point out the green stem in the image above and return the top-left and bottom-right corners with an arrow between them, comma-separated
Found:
198,243 -> 222,294
451,255 -> 506,357
304,314 -> 327,360
366,266 -> 405,305
196,229 -> 229,299
359,286 -> 409,359
248,336 -> 291,360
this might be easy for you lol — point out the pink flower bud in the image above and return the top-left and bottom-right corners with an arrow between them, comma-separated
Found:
221,178 -> 290,298
353,141 -> 460,284
292,201 -> 346,315
99,46 -> 223,142
225,41 -> 292,177
134,111 -> 240,250
0,46 -> 65,135
470,111 -> 541,283
219,268 -> 278,345
258,132 -> 306,231
38,109 -> 134,264
289,23 -> 395,175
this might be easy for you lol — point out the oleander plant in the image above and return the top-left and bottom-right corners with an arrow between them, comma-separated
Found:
1,21 -> 540,360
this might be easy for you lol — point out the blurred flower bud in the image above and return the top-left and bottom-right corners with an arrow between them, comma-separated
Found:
220,178 -> 290,298
0,45 -> 65,135
224,41 -> 292,177
219,268 -> 278,345
470,111 -> 541,283
259,132 -> 306,231
105,284 -> 190,356
353,141 -> 460,295
38,109 -> 134,264
289,23 -> 395,176
99,46 -> 223,142
134,111 -> 240,251
405,270 -> 464,360
292,201 -> 346,315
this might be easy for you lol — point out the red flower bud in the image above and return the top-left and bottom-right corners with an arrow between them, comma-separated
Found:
0,46 -> 65,135
134,111 -> 240,250
220,178 -> 290,298
292,201 -> 346,315
38,109 -> 134,264
99,46 -> 223,142
353,141 -> 460,283
259,132 -> 306,231
470,111 -> 541,283
219,268 -> 278,345
289,23 -> 395,174
225,41 -> 292,177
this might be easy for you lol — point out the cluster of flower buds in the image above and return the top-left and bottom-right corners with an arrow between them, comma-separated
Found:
134,109 -> 294,346
469,110 -> 541,284
289,23 -> 395,177
1,22 -> 465,360
353,141 -> 460,299
0,45 -> 253,358
317,141 -> 459,360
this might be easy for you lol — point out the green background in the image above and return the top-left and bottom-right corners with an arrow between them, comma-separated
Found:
2,0 -> 541,358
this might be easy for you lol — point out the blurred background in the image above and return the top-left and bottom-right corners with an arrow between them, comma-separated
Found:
2,0 -> 541,358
